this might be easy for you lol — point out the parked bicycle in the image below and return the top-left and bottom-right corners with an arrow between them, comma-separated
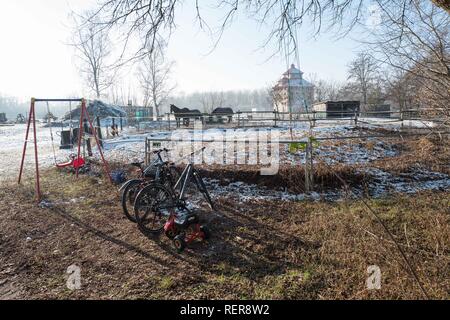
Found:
119,149 -> 179,222
133,147 -> 214,251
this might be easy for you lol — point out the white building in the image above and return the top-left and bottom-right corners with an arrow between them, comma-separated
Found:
273,64 -> 314,114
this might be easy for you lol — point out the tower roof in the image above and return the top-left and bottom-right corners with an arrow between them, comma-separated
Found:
284,64 -> 303,76
275,64 -> 313,89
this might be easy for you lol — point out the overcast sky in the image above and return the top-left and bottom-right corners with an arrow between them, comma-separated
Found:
0,0 -> 366,101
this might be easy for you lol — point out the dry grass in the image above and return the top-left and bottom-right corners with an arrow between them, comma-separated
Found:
371,136 -> 450,175
0,167 -> 448,300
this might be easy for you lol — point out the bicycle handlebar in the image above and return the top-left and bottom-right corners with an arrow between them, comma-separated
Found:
152,148 -> 170,155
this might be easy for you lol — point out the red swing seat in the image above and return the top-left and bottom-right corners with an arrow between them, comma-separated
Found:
56,155 -> 85,169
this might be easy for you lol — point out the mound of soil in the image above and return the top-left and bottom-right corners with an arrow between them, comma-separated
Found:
198,164 -> 365,193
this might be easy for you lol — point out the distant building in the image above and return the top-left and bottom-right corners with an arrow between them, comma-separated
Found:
362,103 -> 392,118
122,101 -> 154,124
0,113 -> 7,123
313,101 -> 361,119
273,64 -> 314,114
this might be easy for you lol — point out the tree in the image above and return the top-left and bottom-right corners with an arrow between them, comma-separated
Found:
308,74 -> 345,102
200,92 -> 224,114
71,14 -> 116,99
84,1 -> 450,60
138,41 -> 175,118
347,52 -> 380,105
369,1 -> 449,116
386,70 -> 419,113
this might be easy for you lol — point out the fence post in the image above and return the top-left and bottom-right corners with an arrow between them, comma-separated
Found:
237,112 -> 241,129
309,139 -> 314,192
96,116 -> 103,148
305,140 -> 310,193
400,110 -> 404,130
145,138 -> 149,166
84,118 -> 93,157
354,111 -> 358,127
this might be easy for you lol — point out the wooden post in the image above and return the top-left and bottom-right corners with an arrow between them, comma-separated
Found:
145,138 -> 148,166
401,109 -> 404,130
305,140 -> 310,193
84,118 -> 93,157
96,116 -> 103,148
309,139 -> 314,192
237,112 -> 241,129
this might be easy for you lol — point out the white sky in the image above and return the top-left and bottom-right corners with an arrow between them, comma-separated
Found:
0,0 -> 364,101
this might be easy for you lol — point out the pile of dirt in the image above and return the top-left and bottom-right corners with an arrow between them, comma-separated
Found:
198,164 -> 364,194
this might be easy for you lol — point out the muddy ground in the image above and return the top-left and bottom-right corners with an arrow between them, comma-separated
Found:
0,184 -> 449,299
0,135 -> 449,300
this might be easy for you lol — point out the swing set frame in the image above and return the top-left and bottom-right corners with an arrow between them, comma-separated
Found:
18,98 -> 113,203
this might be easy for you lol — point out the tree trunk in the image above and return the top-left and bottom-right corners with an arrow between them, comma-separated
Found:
431,0 -> 450,14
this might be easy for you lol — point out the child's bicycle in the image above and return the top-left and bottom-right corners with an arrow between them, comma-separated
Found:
133,147 -> 214,252
164,205 -> 210,253
119,149 -> 179,222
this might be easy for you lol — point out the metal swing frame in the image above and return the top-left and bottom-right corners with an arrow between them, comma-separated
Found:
18,98 -> 113,203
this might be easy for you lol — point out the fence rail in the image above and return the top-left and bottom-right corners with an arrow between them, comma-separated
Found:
144,130 -> 450,191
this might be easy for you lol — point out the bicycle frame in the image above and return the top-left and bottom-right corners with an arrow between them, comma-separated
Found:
173,163 -> 214,209
174,164 -> 194,200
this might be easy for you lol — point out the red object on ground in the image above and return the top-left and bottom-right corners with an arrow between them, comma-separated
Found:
55,156 -> 85,169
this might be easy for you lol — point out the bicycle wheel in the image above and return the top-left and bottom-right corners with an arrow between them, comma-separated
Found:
134,183 -> 175,236
121,180 -> 146,223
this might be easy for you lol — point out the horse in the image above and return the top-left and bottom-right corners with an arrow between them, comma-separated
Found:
170,104 -> 203,128
212,107 -> 234,124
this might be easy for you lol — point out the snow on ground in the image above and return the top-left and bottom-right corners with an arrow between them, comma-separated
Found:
1,121 -> 449,201
0,124 -> 71,181
203,167 -> 450,203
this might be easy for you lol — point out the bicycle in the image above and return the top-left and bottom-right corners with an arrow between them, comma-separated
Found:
119,149 -> 179,223
133,147 -> 214,238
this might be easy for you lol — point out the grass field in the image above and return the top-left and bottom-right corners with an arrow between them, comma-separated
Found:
0,167 -> 448,300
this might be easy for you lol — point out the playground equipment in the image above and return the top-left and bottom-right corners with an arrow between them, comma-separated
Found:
18,98 -> 113,203
55,154 -> 86,170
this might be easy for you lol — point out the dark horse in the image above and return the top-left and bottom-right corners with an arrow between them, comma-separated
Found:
212,107 -> 234,124
170,104 -> 203,128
